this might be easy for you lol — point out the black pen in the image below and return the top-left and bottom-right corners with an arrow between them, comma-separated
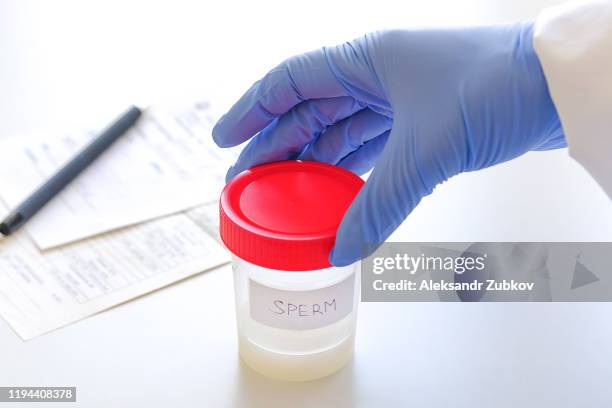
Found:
0,105 -> 144,236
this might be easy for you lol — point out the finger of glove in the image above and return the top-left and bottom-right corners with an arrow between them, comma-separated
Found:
213,49 -> 349,148
330,123 -> 442,266
226,97 -> 362,181
297,108 -> 391,164
336,130 -> 390,176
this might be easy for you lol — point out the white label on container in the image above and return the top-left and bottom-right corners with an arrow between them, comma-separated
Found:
249,274 -> 355,331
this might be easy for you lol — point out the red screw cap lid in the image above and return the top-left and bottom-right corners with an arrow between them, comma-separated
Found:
220,161 -> 364,271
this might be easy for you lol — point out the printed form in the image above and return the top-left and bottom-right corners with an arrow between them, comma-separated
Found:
0,102 -> 237,249
0,202 -> 229,340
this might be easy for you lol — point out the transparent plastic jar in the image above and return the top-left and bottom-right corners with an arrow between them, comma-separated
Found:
220,161 -> 364,381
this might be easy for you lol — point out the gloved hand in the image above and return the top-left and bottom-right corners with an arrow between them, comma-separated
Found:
212,23 -> 566,266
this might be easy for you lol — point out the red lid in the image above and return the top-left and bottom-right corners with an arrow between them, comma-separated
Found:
219,161 -> 364,271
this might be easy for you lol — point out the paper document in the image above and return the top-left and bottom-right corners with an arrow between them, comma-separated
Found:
0,102 -> 237,249
186,201 -> 223,243
0,210 -> 229,340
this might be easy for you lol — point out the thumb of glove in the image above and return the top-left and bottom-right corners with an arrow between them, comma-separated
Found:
330,119 -> 461,266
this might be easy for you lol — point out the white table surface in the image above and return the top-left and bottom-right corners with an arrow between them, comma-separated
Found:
1,1 -> 611,407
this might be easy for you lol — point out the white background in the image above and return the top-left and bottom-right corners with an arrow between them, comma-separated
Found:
1,1 -> 611,407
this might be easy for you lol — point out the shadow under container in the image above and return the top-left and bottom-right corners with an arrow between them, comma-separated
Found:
219,161 -> 363,381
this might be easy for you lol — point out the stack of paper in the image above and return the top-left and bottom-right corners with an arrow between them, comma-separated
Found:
0,102 -> 237,340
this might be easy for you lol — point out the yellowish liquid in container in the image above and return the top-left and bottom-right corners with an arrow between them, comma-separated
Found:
238,334 -> 354,381
236,303 -> 356,381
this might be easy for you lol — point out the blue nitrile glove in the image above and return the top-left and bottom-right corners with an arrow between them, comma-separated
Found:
212,23 -> 566,266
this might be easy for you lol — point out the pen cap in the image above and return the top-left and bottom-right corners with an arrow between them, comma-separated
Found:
219,161 -> 364,271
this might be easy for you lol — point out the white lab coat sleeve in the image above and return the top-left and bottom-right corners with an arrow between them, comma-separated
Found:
533,0 -> 612,199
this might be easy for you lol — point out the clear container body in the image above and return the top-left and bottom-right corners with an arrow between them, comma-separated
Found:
231,255 -> 360,381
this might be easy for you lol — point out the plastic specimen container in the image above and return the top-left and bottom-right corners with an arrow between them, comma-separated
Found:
219,160 -> 364,381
